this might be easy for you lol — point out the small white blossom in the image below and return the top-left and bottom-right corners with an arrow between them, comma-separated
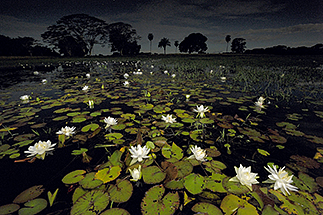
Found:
188,145 -> 207,161
185,95 -> 191,100
20,95 -> 30,103
124,73 -> 129,79
82,85 -> 89,91
220,77 -> 227,82
161,114 -> 176,124
193,105 -> 209,118
33,71 -> 39,75
264,165 -> 298,196
104,116 -> 118,128
86,73 -> 91,78
229,164 -> 259,191
123,81 -> 129,86
56,126 -> 76,137
255,96 -> 265,108
42,79 -> 47,84
171,74 -> 176,78
24,140 -> 56,160
164,70 -> 168,74
88,100 -> 94,109
129,165 -> 142,182
129,145 -> 150,165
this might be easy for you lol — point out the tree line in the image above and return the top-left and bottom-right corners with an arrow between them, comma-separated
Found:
0,13 -> 322,56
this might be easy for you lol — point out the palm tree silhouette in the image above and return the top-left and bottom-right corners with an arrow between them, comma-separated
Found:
158,38 -> 171,54
225,35 -> 231,52
148,33 -> 154,53
174,41 -> 179,53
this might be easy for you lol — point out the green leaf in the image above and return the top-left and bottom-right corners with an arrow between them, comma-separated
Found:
191,202 -> 223,215
71,190 -> 109,215
62,170 -> 86,185
142,165 -> 166,184
79,172 -> 103,189
47,188 -> 59,207
101,208 -> 130,215
141,185 -> 180,215
13,185 -> 45,204
184,173 -> 205,195
257,148 -> 270,156
0,204 -> 20,214
95,166 -> 121,183
220,194 -> 258,215
18,198 -> 47,215
81,123 -> 99,132
108,179 -> 133,203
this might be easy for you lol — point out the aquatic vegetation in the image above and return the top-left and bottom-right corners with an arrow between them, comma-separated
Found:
0,56 -> 323,214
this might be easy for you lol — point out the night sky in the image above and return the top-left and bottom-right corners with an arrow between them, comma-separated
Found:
1,0 -> 322,54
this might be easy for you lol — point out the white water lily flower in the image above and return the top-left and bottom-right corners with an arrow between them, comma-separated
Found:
229,164 -> 259,191
42,79 -> 47,84
129,165 -> 142,182
56,126 -> 76,137
161,114 -> 176,124
255,96 -> 265,108
124,73 -> 129,79
129,145 -> 150,165
264,165 -> 298,196
164,70 -> 168,74
88,100 -> 94,109
193,105 -> 209,118
220,77 -> 227,82
171,74 -> 176,78
20,95 -> 30,102
33,71 -> 39,75
185,95 -> 190,100
123,81 -> 129,86
104,116 -> 118,129
24,140 -> 56,160
86,73 -> 90,78
188,145 -> 207,161
82,85 -> 89,91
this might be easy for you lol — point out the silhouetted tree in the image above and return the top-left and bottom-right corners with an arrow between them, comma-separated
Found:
148,33 -> 154,53
108,22 -> 141,55
158,38 -> 171,54
231,38 -> 246,53
174,41 -> 179,53
225,35 -> 231,52
179,33 -> 208,54
41,14 -> 109,56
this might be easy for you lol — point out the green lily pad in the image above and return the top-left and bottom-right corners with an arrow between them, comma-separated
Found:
13,185 -> 45,204
220,194 -> 258,214
71,190 -> 109,215
72,117 -> 87,123
0,204 -> 20,215
184,173 -> 205,195
62,170 -> 86,185
72,187 -> 87,204
191,202 -> 223,215
105,133 -> 123,141
203,160 -> 227,174
18,198 -> 47,215
293,172 -> 318,193
108,179 -> 133,203
161,142 -> 183,161
205,173 -> 227,193
141,185 -> 180,215
52,116 -> 68,121
101,208 -> 130,215
142,165 -> 166,184
199,118 -> 214,124
95,166 -> 122,183
174,160 -> 193,178
164,179 -> 185,190
81,123 -> 99,132
79,172 -> 103,189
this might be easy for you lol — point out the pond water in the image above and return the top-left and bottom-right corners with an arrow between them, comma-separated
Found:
0,59 -> 323,214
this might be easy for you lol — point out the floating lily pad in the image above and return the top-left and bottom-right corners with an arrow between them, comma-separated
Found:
79,172 -> 103,189
222,177 -> 250,195
164,179 -> 184,190
141,185 -> 179,215
205,173 -> 227,193
191,202 -> 223,215
81,123 -> 99,132
108,179 -> 133,203
142,165 -> 166,184
0,203 -> 20,214
62,170 -> 86,185
184,173 -> 205,195
71,190 -> 109,215
101,208 -> 130,215
95,166 -> 121,183
13,185 -> 45,204
18,198 -> 47,215
220,194 -> 258,214
52,116 -> 68,121
174,160 -> 193,178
